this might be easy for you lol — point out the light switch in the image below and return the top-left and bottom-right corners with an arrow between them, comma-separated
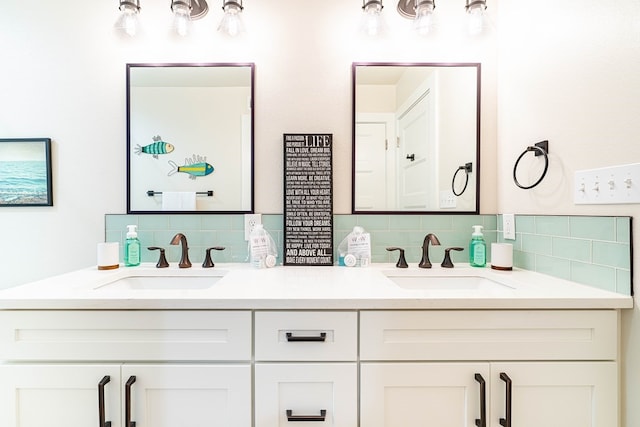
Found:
574,163 -> 640,204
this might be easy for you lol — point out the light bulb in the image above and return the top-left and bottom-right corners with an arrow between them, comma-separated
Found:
360,0 -> 385,36
171,1 -> 192,37
466,1 -> 487,36
413,1 -> 435,36
218,1 -> 245,37
115,1 -> 140,37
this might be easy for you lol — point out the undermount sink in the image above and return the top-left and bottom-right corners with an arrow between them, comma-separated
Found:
94,272 -> 227,291
383,272 -> 515,293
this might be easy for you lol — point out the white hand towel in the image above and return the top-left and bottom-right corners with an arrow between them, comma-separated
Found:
162,192 -> 196,211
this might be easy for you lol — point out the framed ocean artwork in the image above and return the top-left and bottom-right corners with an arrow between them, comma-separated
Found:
0,138 -> 53,207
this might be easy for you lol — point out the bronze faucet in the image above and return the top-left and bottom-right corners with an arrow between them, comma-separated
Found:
170,233 -> 192,268
418,233 -> 441,268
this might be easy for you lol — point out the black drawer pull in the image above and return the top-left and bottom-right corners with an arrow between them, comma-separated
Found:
474,373 -> 486,427
499,372 -> 512,427
286,409 -> 327,422
286,332 -> 327,342
98,376 -> 112,427
125,376 -> 137,427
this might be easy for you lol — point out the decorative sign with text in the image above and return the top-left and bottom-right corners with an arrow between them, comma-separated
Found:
283,133 -> 333,266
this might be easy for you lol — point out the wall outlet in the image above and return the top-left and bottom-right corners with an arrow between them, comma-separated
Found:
503,213 -> 516,240
244,214 -> 262,240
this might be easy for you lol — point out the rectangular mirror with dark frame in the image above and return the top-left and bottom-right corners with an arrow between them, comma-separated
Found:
352,62 -> 480,214
126,63 -> 254,214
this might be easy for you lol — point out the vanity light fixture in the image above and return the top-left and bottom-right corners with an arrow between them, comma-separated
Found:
465,0 -> 488,36
115,0 -> 141,37
218,0 -> 245,37
360,0 -> 386,36
397,0 -> 436,36
413,0 -> 436,36
171,0 -> 192,36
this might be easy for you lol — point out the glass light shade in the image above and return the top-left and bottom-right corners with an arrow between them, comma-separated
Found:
360,1 -> 385,36
218,1 -> 245,37
171,1 -> 192,36
466,1 -> 487,36
413,2 -> 435,36
115,1 -> 140,37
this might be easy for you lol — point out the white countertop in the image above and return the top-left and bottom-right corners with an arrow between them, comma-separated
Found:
0,263 -> 632,310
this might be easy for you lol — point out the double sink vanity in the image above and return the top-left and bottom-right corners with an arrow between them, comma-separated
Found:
0,263 -> 632,427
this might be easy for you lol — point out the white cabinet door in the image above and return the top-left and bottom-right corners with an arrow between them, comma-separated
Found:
361,363 -> 490,427
255,363 -> 357,427
123,364 -> 251,427
490,362 -> 618,427
0,364 -> 121,427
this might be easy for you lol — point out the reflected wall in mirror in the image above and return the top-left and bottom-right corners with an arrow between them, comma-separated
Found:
127,63 -> 254,213
352,62 -> 480,214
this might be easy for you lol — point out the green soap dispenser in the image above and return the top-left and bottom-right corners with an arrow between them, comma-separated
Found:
469,225 -> 486,267
124,225 -> 141,267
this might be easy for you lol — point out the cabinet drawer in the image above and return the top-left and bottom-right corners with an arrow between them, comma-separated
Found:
255,311 -> 357,361
360,310 -> 618,361
255,363 -> 357,427
0,310 -> 252,361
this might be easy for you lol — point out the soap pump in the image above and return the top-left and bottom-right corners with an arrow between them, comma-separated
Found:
124,225 -> 141,267
469,225 -> 486,267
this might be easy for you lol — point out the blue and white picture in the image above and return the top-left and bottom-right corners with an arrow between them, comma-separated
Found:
0,138 -> 52,206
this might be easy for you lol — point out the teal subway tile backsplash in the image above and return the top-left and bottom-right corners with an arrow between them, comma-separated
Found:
569,216 -> 616,241
552,237 -> 591,263
535,216 -> 569,237
617,217 -> 631,243
570,262 -> 617,293
498,215 -> 632,295
535,255 -> 571,280
105,213 -> 632,295
592,241 -> 631,269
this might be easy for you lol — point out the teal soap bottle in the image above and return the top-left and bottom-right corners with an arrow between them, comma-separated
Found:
469,225 -> 486,267
124,225 -> 141,267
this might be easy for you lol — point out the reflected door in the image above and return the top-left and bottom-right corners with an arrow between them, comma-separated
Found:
397,88 -> 436,210
355,122 -> 387,210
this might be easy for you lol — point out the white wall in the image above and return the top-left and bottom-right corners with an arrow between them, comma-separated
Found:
495,1 -> 640,425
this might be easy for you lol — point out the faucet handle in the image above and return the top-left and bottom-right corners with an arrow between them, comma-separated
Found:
147,247 -> 169,268
203,246 -> 226,268
386,247 -> 408,268
441,247 -> 464,268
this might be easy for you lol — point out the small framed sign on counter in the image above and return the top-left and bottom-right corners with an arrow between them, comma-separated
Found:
283,133 -> 333,266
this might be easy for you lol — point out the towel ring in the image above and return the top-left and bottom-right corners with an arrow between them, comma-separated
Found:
513,141 -> 549,190
452,162 -> 473,196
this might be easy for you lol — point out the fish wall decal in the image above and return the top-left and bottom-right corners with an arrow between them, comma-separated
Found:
134,135 -> 175,159
168,154 -> 214,180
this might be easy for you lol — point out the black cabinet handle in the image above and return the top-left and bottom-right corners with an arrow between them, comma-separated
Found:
98,376 -> 112,427
499,372 -> 512,427
286,332 -> 327,342
125,376 -> 137,427
474,373 -> 486,427
286,409 -> 327,422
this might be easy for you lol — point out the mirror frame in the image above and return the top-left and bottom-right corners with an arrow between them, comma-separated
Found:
351,62 -> 481,215
126,62 -> 255,214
